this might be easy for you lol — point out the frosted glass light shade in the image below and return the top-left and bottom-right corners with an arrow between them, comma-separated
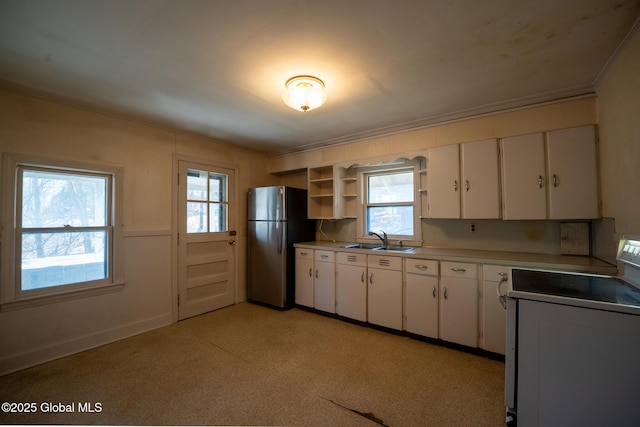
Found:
282,75 -> 327,112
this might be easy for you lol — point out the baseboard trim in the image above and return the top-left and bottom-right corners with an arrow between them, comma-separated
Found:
0,313 -> 173,376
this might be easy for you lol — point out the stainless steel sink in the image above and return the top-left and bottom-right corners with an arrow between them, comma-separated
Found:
342,243 -> 414,252
372,245 -> 415,252
342,243 -> 384,250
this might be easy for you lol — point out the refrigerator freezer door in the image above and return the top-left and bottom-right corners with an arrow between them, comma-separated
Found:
248,186 -> 285,221
247,220 -> 287,307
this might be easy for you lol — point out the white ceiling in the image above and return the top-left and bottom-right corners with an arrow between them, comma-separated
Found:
1,0 -> 638,155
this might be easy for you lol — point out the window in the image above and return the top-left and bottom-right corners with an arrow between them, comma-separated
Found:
2,153 -> 123,305
185,169 -> 228,233
361,162 -> 420,243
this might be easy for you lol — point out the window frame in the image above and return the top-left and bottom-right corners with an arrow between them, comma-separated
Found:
357,160 -> 422,246
1,153 -> 125,310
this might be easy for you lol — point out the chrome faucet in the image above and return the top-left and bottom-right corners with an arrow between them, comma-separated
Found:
368,230 -> 389,249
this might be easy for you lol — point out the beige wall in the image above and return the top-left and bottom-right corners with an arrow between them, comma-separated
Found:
597,28 -> 640,237
0,88 -> 275,374
269,97 -> 597,173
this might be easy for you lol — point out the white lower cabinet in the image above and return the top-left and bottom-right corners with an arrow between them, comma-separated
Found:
481,265 -> 510,355
367,255 -> 403,330
404,258 -> 439,338
439,261 -> 479,348
294,248 -> 314,307
313,250 -> 336,313
336,252 -> 367,322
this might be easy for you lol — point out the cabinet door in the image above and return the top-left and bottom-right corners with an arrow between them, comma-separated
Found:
405,272 -> 439,338
440,276 -> 478,347
500,133 -> 547,219
481,265 -> 510,355
295,256 -> 314,307
427,144 -> 460,218
461,139 -> 500,218
314,260 -> 336,313
367,267 -> 403,330
336,264 -> 367,322
546,125 -> 599,219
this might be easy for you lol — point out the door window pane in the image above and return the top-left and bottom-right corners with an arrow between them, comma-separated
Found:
186,169 -> 229,233
187,202 -> 208,233
187,169 -> 208,201
209,173 -> 227,202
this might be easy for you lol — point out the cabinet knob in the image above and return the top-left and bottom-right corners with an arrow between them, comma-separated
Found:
315,269 -> 319,278
360,271 -> 365,282
432,285 -> 437,298
443,287 -> 448,300
369,272 -> 373,284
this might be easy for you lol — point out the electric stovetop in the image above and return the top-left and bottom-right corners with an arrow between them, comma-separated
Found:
512,268 -> 640,309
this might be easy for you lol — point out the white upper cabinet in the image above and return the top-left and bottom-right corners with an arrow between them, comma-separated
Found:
546,125 -> 599,219
427,144 -> 460,218
461,138 -> 500,219
427,139 -> 500,219
501,125 -> 599,220
500,133 -> 547,219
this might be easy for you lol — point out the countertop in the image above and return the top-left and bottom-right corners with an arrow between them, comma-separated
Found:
294,240 -> 618,275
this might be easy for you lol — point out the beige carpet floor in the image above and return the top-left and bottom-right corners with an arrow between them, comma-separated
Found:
0,302 -> 505,426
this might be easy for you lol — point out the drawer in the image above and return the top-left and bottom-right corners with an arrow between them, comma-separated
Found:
405,258 -> 439,276
483,265 -> 511,283
368,254 -> 402,271
440,261 -> 478,279
295,248 -> 313,259
315,250 -> 335,263
336,252 -> 367,267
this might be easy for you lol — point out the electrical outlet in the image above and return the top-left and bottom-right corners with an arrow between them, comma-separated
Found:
470,222 -> 477,233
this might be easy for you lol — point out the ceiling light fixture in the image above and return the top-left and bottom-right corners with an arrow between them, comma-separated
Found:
282,75 -> 327,112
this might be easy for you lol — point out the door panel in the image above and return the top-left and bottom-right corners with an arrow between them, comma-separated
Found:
178,160 -> 236,320
247,220 -> 286,307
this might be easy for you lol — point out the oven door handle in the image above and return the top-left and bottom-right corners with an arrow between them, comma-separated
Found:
496,273 -> 509,309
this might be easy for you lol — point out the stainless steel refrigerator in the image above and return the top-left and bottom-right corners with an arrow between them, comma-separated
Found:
247,186 -> 315,308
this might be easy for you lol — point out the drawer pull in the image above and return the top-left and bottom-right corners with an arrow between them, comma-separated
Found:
320,254 -> 329,259
443,287 -> 448,300
451,267 -> 466,273
415,264 -> 429,270
432,285 -> 437,298
300,252 -> 308,256
360,272 -> 365,282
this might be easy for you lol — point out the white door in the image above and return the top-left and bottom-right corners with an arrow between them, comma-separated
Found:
314,251 -> 336,313
461,138 -> 500,218
546,125 -> 599,219
427,144 -> 460,218
178,161 -> 236,320
336,263 -> 367,322
500,133 -> 547,219
295,249 -> 314,308
367,267 -> 403,330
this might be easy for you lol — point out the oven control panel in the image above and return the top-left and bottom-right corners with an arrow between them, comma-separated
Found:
618,236 -> 640,268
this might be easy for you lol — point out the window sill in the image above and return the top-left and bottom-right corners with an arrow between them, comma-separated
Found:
0,282 -> 126,313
